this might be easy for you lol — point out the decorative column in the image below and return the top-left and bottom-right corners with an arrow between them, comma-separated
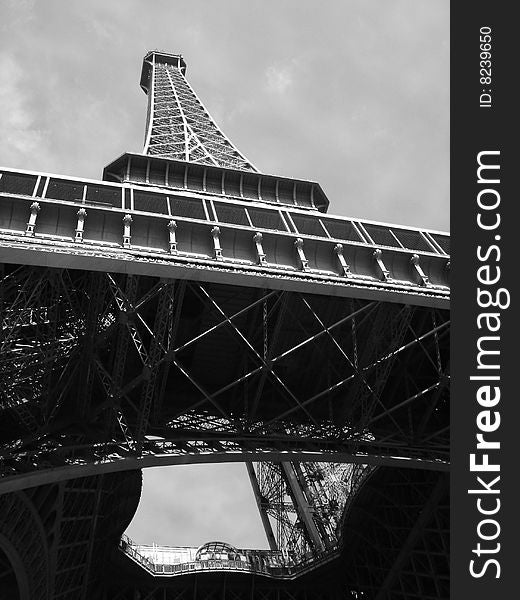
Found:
211,226 -> 223,260
333,243 -> 351,277
25,202 -> 40,236
294,238 -> 309,271
123,214 -> 133,248
75,208 -> 87,242
372,248 -> 390,281
253,232 -> 267,265
167,220 -> 178,254
410,253 -> 430,286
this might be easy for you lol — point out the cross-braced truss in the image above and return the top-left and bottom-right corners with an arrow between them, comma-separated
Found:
0,265 -> 449,493
248,461 -> 360,558
142,52 -> 256,171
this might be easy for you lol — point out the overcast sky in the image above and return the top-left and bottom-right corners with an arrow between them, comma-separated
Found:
0,0 -> 449,549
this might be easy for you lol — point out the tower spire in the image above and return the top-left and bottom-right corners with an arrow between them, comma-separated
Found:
140,50 -> 257,171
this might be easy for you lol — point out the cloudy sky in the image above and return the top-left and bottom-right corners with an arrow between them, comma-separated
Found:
0,0 -> 449,549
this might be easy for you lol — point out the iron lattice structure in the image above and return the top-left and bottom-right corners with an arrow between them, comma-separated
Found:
248,461 -> 357,558
142,51 -> 256,171
0,50 -> 450,599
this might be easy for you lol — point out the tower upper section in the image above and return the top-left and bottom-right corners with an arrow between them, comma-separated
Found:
105,50 -> 330,212
140,51 -> 257,172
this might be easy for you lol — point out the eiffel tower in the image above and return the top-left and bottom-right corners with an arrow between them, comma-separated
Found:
0,50 -> 450,599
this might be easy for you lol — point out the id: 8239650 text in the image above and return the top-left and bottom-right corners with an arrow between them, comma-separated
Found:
480,26 -> 492,108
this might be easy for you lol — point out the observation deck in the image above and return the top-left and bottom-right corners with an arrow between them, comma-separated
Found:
119,536 -> 340,580
140,50 -> 187,92
0,165 -> 449,310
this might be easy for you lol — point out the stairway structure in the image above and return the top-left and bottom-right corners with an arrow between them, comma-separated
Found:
0,51 -> 450,599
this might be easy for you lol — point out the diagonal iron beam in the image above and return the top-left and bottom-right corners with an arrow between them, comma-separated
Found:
195,284 -> 320,427
249,292 -> 288,420
93,359 -> 136,453
135,282 -> 175,452
173,289 -> 278,354
195,300 -> 379,417
264,313 -> 444,429
154,280 -> 186,422
299,295 -> 374,398
415,363 -> 450,441
246,462 -> 279,551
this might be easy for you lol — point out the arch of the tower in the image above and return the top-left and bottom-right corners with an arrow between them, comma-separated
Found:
0,536 -> 29,600
0,460 -> 449,600
87,465 -> 449,599
0,471 -> 142,600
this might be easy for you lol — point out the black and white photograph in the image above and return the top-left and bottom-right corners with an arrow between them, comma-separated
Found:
0,1 -> 514,599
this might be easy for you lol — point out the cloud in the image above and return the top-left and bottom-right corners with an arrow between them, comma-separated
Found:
84,17 -> 120,42
0,54 -> 44,162
125,464 -> 269,549
265,62 -> 297,94
0,0 -> 35,31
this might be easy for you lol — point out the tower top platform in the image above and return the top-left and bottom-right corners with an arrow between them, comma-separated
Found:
140,50 -> 187,93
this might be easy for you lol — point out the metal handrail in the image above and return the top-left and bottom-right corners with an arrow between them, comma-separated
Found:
118,536 -> 339,579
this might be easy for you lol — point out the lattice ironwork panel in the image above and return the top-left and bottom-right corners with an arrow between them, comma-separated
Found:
0,264 -> 449,492
142,53 -> 256,172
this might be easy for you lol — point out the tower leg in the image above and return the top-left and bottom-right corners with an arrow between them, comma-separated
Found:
246,463 -> 278,551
